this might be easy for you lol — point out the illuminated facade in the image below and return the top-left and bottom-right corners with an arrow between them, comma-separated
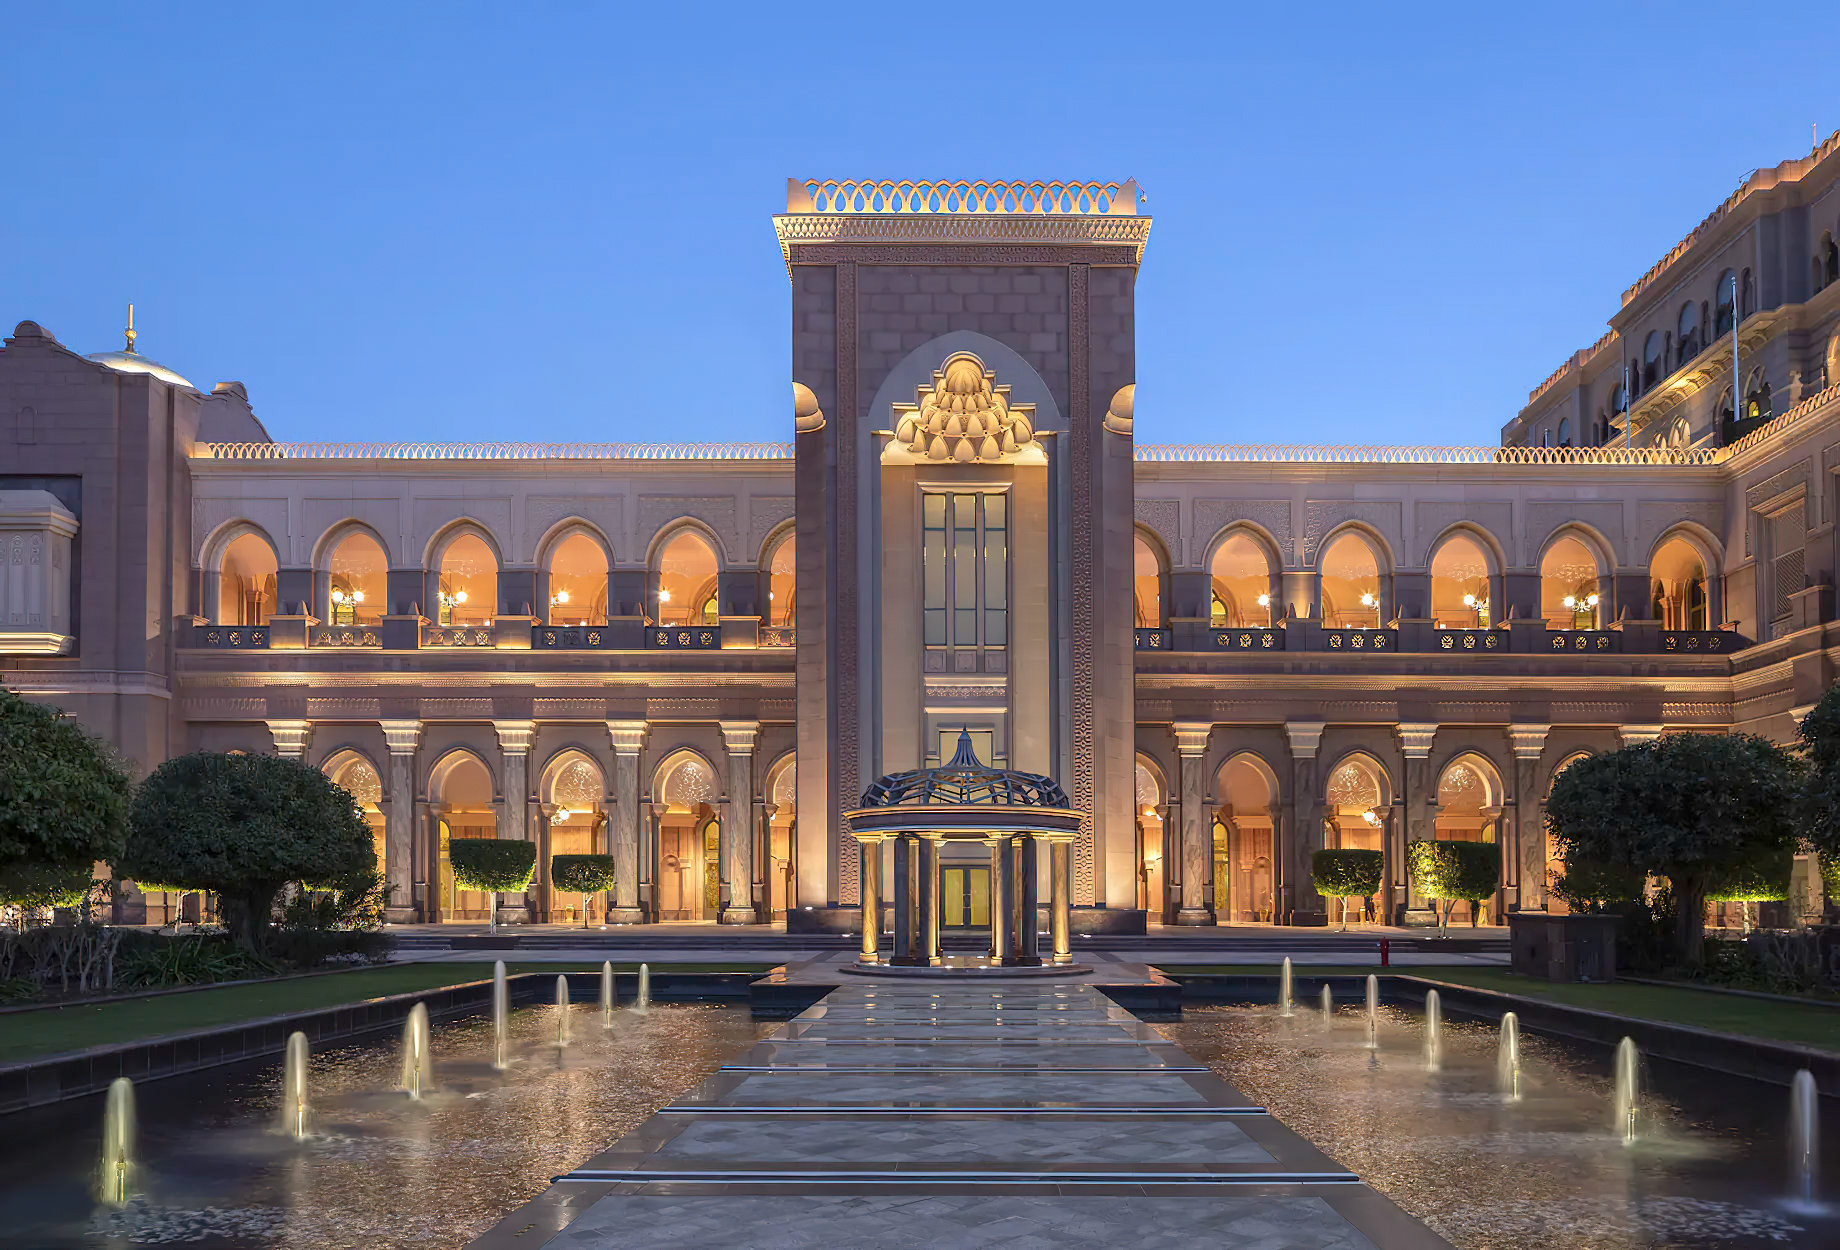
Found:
4,168 -> 1840,930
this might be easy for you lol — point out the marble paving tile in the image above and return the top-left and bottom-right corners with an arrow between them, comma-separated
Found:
681,1070 -> 1211,1107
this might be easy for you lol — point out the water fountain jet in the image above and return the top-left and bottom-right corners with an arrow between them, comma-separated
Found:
556,975 -> 571,1047
399,1003 -> 433,1100
601,961 -> 616,1030
1320,984 -> 1334,1030
491,961 -> 509,1070
1364,974 -> 1379,1049
280,1031 -> 309,1139
1423,989 -> 1442,1071
1790,1069 -> 1819,1208
1497,1012 -> 1522,1102
1278,957 -> 1294,1017
1613,1036 -> 1641,1145
636,962 -> 651,1014
97,1076 -> 134,1208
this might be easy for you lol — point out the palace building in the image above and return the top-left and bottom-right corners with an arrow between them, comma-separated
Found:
5,160 -> 1840,932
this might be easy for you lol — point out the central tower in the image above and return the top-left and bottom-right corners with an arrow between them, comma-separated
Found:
778,178 -> 1149,929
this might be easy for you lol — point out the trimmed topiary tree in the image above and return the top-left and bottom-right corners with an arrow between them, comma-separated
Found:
1546,732 -> 1805,966
1551,858 -> 1648,914
450,839 -> 538,932
1705,848 -> 1793,933
120,752 -> 376,951
0,860 -> 94,922
0,688 -> 130,888
1407,840 -> 1502,935
1310,849 -> 1383,931
550,854 -> 616,930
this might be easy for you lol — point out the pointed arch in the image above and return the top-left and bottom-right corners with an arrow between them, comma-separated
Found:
651,746 -> 721,808
1133,525 -> 1170,628
311,519 -> 395,571
760,520 -> 797,629
316,520 -> 390,624
1204,523 -> 1281,627
1316,524 -> 1392,628
1426,523 -> 1503,628
1539,524 -> 1613,629
424,745 -> 498,804
537,520 -> 612,626
649,523 -> 723,627
422,517 -> 506,570
538,747 -> 607,806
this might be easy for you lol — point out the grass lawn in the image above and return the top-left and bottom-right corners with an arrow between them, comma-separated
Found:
0,961 -> 772,1064
1154,964 -> 1840,1053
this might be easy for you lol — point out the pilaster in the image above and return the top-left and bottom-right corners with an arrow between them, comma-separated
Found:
494,719 -> 536,923
1284,720 -> 1326,924
605,720 -> 648,923
1395,722 -> 1437,925
266,719 -> 311,760
718,719 -> 761,924
379,718 -> 422,923
1172,722 -> 1213,925
1507,723 -> 1550,911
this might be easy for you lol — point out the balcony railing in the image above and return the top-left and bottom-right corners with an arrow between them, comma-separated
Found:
422,625 -> 497,648
188,623 -> 268,649
1131,622 -> 1749,657
646,624 -> 722,650
1433,629 -> 1503,653
1323,628 -> 1397,652
1134,627 -> 1172,651
759,626 -> 795,648
533,625 -> 617,649
310,626 -> 381,648
1547,630 -> 1616,653
1210,627 -> 1284,651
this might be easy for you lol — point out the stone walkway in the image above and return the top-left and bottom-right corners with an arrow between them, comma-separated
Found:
472,979 -> 1452,1249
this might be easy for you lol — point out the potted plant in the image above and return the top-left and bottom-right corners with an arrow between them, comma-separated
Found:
550,854 -> 616,929
1310,848 -> 1383,932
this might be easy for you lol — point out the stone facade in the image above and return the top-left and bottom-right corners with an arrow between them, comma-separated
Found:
3,174 -> 1838,930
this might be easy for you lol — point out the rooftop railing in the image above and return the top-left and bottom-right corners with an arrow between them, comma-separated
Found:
790,179 -> 1135,216
199,441 -> 794,461
1133,443 -> 1722,465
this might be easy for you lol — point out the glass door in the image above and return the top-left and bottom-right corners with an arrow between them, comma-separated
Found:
941,866 -> 990,930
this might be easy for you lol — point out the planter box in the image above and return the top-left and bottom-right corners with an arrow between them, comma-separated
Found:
1507,911 -> 1619,982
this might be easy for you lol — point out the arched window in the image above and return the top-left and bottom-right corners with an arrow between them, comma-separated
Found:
1209,531 -> 1272,627
1428,531 -> 1492,627
1557,416 -> 1572,448
1744,367 -> 1772,422
1216,756 -> 1279,922
1650,535 -> 1709,630
324,752 -> 385,874
325,531 -> 385,625
1319,532 -> 1382,628
765,533 -> 795,628
1668,416 -> 1690,449
1826,232 -> 1839,284
1714,269 -> 1736,336
436,533 -> 497,626
430,752 -> 497,921
1430,754 -> 1503,921
1133,533 -> 1164,628
655,530 -> 719,626
1324,755 -> 1387,853
1642,331 -> 1663,390
1676,301 -> 1700,364
1540,534 -> 1602,629
218,532 -> 277,625
542,752 -> 606,922
545,532 -> 608,626
1741,268 -> 1755,318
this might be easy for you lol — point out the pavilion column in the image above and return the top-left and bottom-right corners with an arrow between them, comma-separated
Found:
1050,837 -> 1072,963
379,719 -> 421,923
1173,723 -> 1214,924
857,834 -> 883,964
718,721 -> 760,925
605,722 -> 647,923
988,834 -> 1014,964
1017,835 -> 1042,965
921,834 -> 943,965
892,834 -> 919,965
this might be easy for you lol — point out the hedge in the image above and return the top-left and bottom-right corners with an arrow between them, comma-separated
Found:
1551,858 -> 1648,912
1310,849 -> 1383,898
1822,854 -> 1840,899
0,861 -> 93,910
551,854 -> 616,894
1406,840 -> 1500,903
449,839 -> 538,893
1704,850 -> 1793,903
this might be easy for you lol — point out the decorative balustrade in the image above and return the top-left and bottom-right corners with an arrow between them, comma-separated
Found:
422,624 -> 496,648
793,179 -> 1132,215
1134,624 -> 1748,659
1133,627 -> 1172,651
189,623 -> 268,649
1322,628 -> 1396,652
758,626 -> 795,648
1135,442 -> 1721,466
1658,630 -> 1743,654
646,623 -> 721,650
1547,630 -> 1617,653
532,625 -> 617,650
199,441 -> 793,461
1210,627 -> 1283,651
1433,629 -> 1503,653
310,626 -> 380,648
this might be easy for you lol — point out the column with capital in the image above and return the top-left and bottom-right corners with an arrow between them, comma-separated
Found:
1396,723 -> 1438,926
1508,724 -> 1550,911
606,721 -> 648,923
987,835 -> 1013,964
1173,722 -> 1214,925
1049,836 -> 1072,963
494,720 -> 536,923
1284,721 -> 1327,925
718,721 -> 760,925
857,834 -> 883,964
379,720 -> 422,923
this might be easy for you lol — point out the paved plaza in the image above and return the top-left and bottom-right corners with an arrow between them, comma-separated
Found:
472,976 -> 1452,1249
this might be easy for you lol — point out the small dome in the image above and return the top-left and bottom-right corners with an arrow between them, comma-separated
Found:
859,730 -> 1069,808
87,350 -> 196,390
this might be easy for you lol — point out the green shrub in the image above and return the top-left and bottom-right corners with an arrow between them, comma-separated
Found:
117,934 -> 280,988
1704,851 -> 1793,902
270,869 -> 392,968
0,978 -> 40,1004
1407,840 -> 1501,932
0,861 -> 94,911
1552,859 -> 1648,914
0,688 -> 131,875
1311,848 -> 1383,929
551,854 -> 616,894
449,840 -> 538,892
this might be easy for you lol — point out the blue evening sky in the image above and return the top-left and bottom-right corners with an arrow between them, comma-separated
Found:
4,4 -> 1834,448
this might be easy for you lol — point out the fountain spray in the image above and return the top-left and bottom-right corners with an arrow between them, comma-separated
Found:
1278,957 -> 1294,1017
491,961 -> 509,1070
281,1031 -> 310,1139
1790,1069 -> 1820,1207
556,975 -> 571,1047
399,1003 -> 433,1100
97,1077 -> 135,1208
601,961 -> 616,1030
1497,1012 -> 1522,1102
1613,1037 -> 1640,1145
1364,974 -> 1379,1049
636,962 -> 651,1014
1423,989 -> 1442,1072
1320,984 -> 1334,1031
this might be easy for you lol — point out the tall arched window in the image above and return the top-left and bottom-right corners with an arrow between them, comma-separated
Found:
1324,756 -> 1387,853
1557,417 -> 1572,447
324,752 -> 386,874
218,533 -> 277,625
765,533 -> 795,628
1642,331 -> 1663,390
655,530 -> 719,626
1540,534 -> 1602,629
431,752 -> 497,921
1133,533 -> 1164,628
1650,535 -> 1709,630
545,532 -> 607,626
1216,756 -> 1278,922
325,531 -> 385,625
1428,531 -> 1492,627
1714,269 -> 1736,336
1319,532 -> 1382,628
1430,755 -> 1503,922
1740,268 -> 1755,318
1209,531 -> 1272,627
436,533 -> 497,626
1676,301 -> 1700,364
1668,416 -> 1690,449
1744,368 -> 1772,421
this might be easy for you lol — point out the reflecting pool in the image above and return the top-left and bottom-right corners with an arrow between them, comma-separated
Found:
0,1002 -> 761,1249
1162,1004 -> 1840,1249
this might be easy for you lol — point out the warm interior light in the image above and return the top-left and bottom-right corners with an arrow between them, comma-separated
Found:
1586,593 -> 1599,607
1256,593 -> 1270,607
554,806 -> 573,823
1360,592 -> 1376,607
455,590 -> 468,604
352,590 -> 364,603
1563,595 -> 1576,609
553,590 -> 570,604
1462,593 -> 1475,607
1362,809 -> 1381,826
658,589 -> 672,603
330,588 -> 346,603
